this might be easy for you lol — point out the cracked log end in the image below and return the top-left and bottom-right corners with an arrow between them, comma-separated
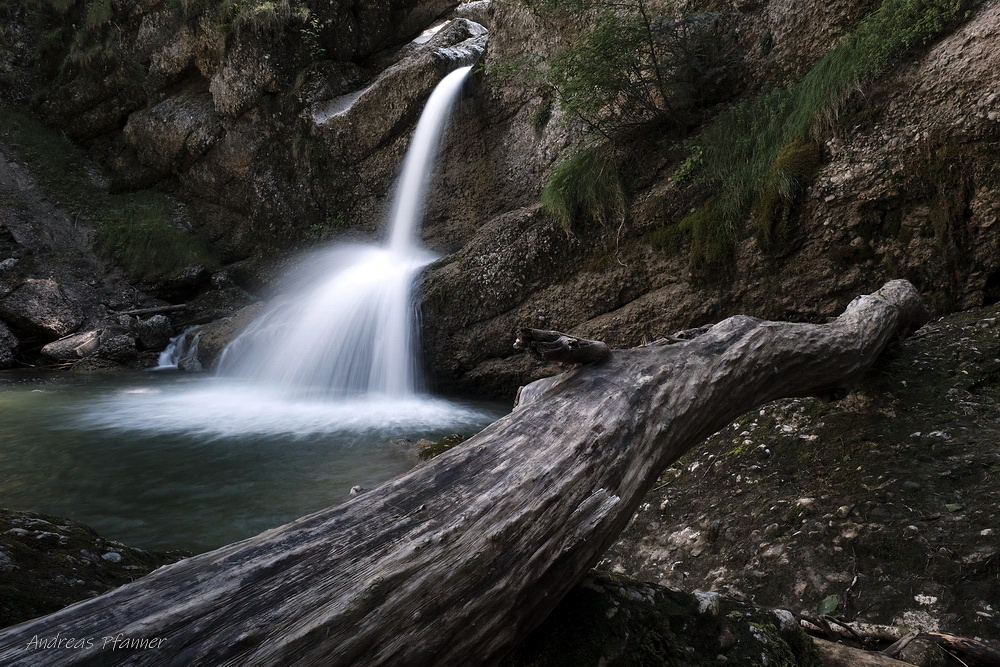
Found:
514,328 -> 612,364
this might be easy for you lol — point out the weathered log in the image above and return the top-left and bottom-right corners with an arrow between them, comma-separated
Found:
117,305 -> 187,317
0,280 -> 930,666
921,632 -> 1000,666
513,327 -> 612,364
813,638 -> 915,667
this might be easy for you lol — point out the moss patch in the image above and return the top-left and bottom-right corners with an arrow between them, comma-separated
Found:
92,192 -> 214,283
752,140 -> 824,251
0,106 -> 215,283
541,145 -> 627,236
664,0 -> 979,267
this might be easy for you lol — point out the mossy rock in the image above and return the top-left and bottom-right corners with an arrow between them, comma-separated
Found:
416,433 -> 469,460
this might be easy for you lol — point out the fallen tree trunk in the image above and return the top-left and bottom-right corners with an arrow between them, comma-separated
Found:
0,280 -> 930,666
117,305 -> 187,317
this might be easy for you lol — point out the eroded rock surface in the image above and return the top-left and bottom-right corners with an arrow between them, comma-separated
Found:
601,305 -> 1000,644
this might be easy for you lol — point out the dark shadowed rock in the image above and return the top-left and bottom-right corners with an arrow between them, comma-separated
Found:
135,314 -> 173,351
0,509 -> 187,630
0,319 -> 17,368
122,92 -> 223,174
0,278 -> 83,340
95,330 -> 139,363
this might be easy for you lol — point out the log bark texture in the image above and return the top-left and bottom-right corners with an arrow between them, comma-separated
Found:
0,280 -> 930,667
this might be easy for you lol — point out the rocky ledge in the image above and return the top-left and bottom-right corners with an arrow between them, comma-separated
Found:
0,509 -> 187,629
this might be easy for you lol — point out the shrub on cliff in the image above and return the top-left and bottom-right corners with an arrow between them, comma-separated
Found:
660,0 -> 981,267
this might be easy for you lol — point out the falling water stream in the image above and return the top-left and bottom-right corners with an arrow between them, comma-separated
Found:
0,65 -> 505,553
216,65 -> 473,399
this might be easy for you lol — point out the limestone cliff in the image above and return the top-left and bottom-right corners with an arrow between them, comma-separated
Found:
420,0 -> 1000,396
4,0 -> 998,390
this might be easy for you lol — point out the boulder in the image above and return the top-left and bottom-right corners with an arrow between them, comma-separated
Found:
312,18 -> 488,164
190,302 -> 264,369
0,509 -> 187,629
39,330 -> 101,361
0,278 -> 83,340
135,314 -> 173,351
121,91 -> 223,174
95,330 -> 139,363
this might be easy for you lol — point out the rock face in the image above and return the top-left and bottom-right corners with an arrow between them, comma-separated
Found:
17,0 -> 485,264
0,278 -> 83,339
7,0 -> 1000,391
0,319 -> 16,368
413,0 -> 1000,396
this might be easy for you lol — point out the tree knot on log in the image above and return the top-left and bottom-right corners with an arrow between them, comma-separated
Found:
514,328 -> 612,365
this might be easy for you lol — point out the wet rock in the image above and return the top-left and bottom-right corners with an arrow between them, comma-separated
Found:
453,0 -> 492,27
69,357 -> 128,373
313,18 -> 487,164
189,302 -> 263,369
95,330 -> 138,363
0,278 -> 83,340
416,433 -> 468,460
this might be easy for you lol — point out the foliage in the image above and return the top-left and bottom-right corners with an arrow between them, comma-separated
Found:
539,4 -> 738,138
524,0 -> 737,238
93,191 -> 214,283
752,139 -> 824,250
308,211 -> 348,240
540,145 -> 626,235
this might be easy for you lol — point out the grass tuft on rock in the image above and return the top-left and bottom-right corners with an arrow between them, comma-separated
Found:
668,0 -> 978,264
541,145 -> 626,235
93,191 -> 214,283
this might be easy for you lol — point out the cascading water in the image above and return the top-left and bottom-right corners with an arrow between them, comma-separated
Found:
61,64 -> 495,441
217,65 -> 472,399
0,64 -> 503,554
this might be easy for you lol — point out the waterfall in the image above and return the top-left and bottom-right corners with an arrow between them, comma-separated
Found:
217,66 -> 472,399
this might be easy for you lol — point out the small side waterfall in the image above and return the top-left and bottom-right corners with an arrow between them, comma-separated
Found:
217,66 -> 472,399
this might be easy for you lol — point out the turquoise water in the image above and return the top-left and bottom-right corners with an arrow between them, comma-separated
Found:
0,372 -> 505,553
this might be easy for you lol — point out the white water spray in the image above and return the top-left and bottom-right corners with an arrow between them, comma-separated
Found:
216,66 -> 472,400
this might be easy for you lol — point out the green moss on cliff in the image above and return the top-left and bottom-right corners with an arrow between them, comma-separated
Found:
0,107 -> 214,282
92,191 -> 215,283
752,139 -> 824,251
674,0 -> 979,265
